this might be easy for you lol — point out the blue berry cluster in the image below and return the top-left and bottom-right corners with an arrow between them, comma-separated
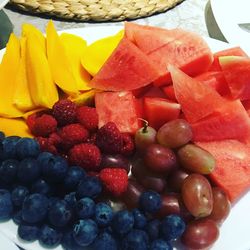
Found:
0,133 -> 186,249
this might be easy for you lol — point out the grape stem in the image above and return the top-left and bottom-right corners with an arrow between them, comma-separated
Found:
138,118 -> 149,133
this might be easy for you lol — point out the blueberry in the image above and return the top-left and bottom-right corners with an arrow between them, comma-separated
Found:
64,192 -> 77,210
122,229 -> 149,250
31,179 -> 51,195
76,176 -> 102,199
39,224 -> 63,248
0,159 -> 19,184
139,191 -> 162,213
161,215 -> 186,241
111,210 -> 134,235
17,158 -> 41,184
18,222 -> 40,242
64,166 -> 86,191
0,131 -> 5,142
22,193 -> 49,224
150,239 -> 173,250
77,197 -> 95,219
11,186 -> 29,207
146,219 -> 160,240
0,189 -> 13,220
132,209 -> 147,229
92,232 -> 117,250
40,153 -> 68,183
48,200 -> 73,228
73,219 -> 98,246
94,202 -> 113,227
0,136 -> 20,160
62,231 -> 83,250
16,138 -> 40,159
13,210 -> 23,225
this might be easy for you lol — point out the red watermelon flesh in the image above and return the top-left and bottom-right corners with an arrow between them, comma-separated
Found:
162,85 -> 177,102
95,91 -> 141,134
191,99 -> 250,142
219,56 -> 250,100
209,46 -> 248,71
89,37 -> 160,91
196,140 -> 250,203
242,99 -> 250,116
195,71 -> 231,97
169,65 -> 225,123
144,97 -> 181,130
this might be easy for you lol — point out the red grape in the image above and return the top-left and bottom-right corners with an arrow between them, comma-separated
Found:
181,174 -> 213,218
143,144 -> 177,174
167,169 -> 189,192
157,119 -> 193,148
181,218 -> 219,249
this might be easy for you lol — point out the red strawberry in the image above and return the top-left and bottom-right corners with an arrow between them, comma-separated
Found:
76,106 -> 98,132
96,122 -> 123,154
99,168 -> 128,196
69,143 -> 101,171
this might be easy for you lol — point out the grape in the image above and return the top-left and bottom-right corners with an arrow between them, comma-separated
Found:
181,174 -> 213,218
207,187 -> 231,224
156,119 -> 192,148
177,144 -> 215,174
100,154 -> 131,173
135,120 -> 157,151
181,218 -> 219,249
131,158 -> 167,193
143,144 -> 177,174
167,169 -> 189,192
121,179 -> 144,209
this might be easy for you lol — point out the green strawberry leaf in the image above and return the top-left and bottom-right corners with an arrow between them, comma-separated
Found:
0,10 -> 13,49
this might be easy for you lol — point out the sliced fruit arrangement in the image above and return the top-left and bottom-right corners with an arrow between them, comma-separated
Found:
0,21 -> 250,250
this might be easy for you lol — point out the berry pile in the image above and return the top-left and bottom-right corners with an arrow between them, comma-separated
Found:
0,134 -> 186,250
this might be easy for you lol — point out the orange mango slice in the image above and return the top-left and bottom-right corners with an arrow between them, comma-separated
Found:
81,30 -> 124,76
46,20 -> 79,96
60,33 -> 92,91
0,34 -> 24,118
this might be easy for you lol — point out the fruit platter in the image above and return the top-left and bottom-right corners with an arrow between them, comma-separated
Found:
0,21 -> 250,250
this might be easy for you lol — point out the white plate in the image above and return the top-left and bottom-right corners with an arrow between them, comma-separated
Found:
210,0 -> 250,55
0,25 -> 250,250
0,0 -> 8,9
0,232 -> 19,250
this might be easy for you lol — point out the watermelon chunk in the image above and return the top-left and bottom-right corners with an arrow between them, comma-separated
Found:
219,56 -> 250,100
162,85 -> 177,102
95,91 -> 140,134
197,140 -> 250,203
89,37 -> 160,91
169,65 -> 225,123
144,97 -> 181,130
192,100 -> 250,142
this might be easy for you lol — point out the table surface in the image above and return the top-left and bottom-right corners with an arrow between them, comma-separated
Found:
4,0 -> 209,37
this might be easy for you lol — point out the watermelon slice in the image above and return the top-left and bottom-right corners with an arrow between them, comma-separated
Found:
143,97 -> 181,130
162,85 -> 177,102
169,65 -> 225,123
209,46 -> 248,71
219,56 -> 250,100
197,140 -> 250,203
95,91 -> 141,134
89,37 -> 160,91
191,100 -> 250,142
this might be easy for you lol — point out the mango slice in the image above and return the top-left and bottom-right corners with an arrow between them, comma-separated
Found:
46,21 -> 79,96
69,89 -> 101,106
0,34 -> 24,118
60,33 -> 92,91
13,37 -> 35,111
26,32 -> 59,108
81,30 -> 124,76
0,117 -> 32,137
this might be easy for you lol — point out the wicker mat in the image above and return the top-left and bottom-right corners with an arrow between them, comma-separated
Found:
8,0 -> 184,21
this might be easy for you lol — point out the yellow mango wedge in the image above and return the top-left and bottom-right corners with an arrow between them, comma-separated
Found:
26,32 -> 59,108
81,30 -> 124,76
60,33 -> 92,91
22,23 -> 46,52
69,89 -> 101,106
46,20 -> 79,96
13,37 -> 35,112
0,117 -> 32,137
0,34 -> 24,118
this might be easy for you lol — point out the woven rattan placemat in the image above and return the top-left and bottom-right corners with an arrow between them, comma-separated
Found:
8,0 -> 184,21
